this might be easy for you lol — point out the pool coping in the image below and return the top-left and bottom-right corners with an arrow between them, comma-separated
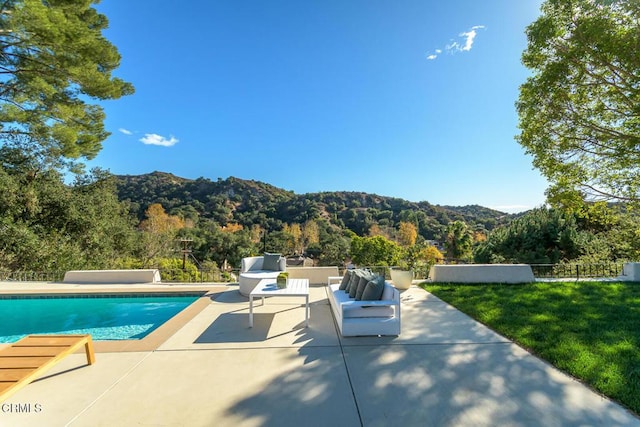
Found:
0,284 -> 229,353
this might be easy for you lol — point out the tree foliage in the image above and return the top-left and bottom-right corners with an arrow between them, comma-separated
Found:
116,172 -> 509,244
474,208 -> 587,264
397,221 -> 418,247
517,0 -> 640,203
138,203 -> 185,266
0,0 -> 133,165
445,220 -> 473,261
0,148 -> 137,271
349,235 -> 402,267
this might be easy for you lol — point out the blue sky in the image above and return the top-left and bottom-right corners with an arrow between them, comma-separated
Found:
90,0 -> 547,213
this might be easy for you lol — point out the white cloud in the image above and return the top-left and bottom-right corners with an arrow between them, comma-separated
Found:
427,25 -> 485,60
449,25 -> 485,52
119,128 -> 133,135
139,133 -> 179,147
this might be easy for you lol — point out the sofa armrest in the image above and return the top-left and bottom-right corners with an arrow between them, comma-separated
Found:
241,256 -> 263,273
328,276 -> 343,286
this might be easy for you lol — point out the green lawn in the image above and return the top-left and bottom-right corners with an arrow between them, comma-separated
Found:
422,281 -> 640,416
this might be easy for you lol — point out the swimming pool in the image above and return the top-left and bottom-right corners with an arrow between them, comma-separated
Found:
0,293 -> 203,343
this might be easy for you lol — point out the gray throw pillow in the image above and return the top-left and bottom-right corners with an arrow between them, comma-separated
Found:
348,270 -> 365,298
355,271 -> 375,300
347,269 -> 361,296
361,275 -> 385,301
343,270 -> 354,293
339,270 -> 352,290
263,253 -> 281,271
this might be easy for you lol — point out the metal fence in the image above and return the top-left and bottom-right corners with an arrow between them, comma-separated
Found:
528,263 -> 624,280
158,269 -> 239,283
0,263 -> 627,284
0,270 -> 66,282
343,265 -> 431,281
355,263 -> 625,281
0,269 -> 238,284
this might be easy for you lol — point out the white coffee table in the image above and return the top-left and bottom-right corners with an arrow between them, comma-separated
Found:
249,278 -> 310,328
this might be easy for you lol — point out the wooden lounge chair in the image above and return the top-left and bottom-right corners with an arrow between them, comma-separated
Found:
0,334 -> 96,402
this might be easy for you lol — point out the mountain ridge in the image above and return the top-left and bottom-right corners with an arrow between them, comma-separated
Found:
115,171 -> 513,240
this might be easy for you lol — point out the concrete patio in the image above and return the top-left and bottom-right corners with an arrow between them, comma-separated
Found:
1,282 -> 639,426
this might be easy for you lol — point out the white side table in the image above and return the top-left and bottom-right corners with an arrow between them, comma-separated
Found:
249,278 -> 310,327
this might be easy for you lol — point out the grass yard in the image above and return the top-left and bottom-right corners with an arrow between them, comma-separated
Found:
422,281 -> 640,416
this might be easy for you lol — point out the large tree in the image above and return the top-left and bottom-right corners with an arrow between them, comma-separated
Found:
0,147 -> 137,271
444,220 -> 473,261
517,0 -> 640,203
0,0 -> 133,167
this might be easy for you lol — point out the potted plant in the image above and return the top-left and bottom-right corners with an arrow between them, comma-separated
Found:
389,262 -> 414,290
389,245 -> 419,290
276,272 -> 289,289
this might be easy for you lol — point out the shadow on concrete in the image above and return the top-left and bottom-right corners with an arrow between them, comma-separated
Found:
222,345 -> 361,427
221,286 -> 640,426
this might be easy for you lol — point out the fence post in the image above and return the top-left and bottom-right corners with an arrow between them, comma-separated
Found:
576,264 -> 580,280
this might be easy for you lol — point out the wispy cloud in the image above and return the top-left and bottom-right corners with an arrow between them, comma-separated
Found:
119,128 -> 133,135
427,49 -> 442,60
426,26 -> 485,60
139,133 -> 179,147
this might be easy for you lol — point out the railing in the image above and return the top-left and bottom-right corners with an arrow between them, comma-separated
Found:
338,265 -> 431,281
530,263 -> 624,280
0,270 -> 65,282
0,263 -> 626,283
0,269 -> 238,284
343,263 -> 625,282
158,268 -> 239,283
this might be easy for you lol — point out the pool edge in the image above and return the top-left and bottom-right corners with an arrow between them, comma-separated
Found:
0,285 -> 229,353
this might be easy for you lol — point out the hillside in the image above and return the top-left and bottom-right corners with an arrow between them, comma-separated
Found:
115,172 -> 512,241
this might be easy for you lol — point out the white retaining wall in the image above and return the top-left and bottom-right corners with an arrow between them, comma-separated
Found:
63,269 -> 161,284
429,264 -> 535,284
286,266 -> 339,285
618,262 -> 640,281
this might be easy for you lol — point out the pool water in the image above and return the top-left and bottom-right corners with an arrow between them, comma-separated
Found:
0,294 -> 201,343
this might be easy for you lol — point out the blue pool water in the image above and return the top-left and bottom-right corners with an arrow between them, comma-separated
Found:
0,293 -> 202,343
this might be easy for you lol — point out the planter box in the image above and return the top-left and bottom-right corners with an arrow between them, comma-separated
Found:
63,269 -> 161,284
429,264 -> 534,284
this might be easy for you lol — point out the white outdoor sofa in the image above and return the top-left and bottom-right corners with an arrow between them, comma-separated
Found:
327,276 -> 401,337
238,255 -> 286,296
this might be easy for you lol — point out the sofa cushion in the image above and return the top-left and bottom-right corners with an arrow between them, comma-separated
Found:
344,272 -> 352,293
263,253 -> 281,271
381,283 -> 396,301
349,269 -> 368,298
239,270 -> 281,280
361,275 -> 385,301
347,270 -> 362,297
339,270 -> 352,291
355,271 -> 375,300
330,284 -> 352,305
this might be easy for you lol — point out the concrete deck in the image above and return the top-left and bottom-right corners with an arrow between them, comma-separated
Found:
1,282 -> 638,426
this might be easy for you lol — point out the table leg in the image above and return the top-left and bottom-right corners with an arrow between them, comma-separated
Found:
249,295 -> 254,327
305,295 -> 309,327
